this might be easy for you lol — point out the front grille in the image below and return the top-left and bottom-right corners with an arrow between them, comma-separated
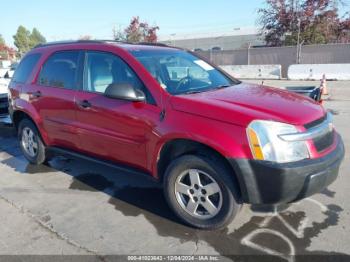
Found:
313,130 -> 335,152
304,114 -> 334,152
304,115 -> 327,129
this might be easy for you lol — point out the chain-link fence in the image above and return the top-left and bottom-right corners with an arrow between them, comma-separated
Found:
196,43 -> 350,78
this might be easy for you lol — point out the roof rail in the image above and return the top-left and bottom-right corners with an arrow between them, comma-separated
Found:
34,40 -> 105,48
99,40 -> 170,47
34,40 -> 171,49
135,42 -> 169,47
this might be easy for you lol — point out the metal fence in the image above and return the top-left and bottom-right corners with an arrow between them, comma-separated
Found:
196,43 -> 350,78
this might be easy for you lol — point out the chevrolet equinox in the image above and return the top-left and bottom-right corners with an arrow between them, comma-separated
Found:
8,41 -> 345,229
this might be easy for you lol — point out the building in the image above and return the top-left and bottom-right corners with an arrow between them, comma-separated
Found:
159,27 -> 266,51
0,44 -> 17,61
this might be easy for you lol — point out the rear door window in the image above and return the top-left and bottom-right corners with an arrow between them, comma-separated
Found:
12,53 -> 41,84
39,51 -> 81,89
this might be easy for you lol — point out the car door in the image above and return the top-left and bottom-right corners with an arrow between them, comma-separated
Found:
24,50 -> 83,150
75,50 -> 160,170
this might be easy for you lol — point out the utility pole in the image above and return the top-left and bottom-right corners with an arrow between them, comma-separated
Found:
296,19 -> 301,64
247,42 -> 252,65
294,0 -> 302,64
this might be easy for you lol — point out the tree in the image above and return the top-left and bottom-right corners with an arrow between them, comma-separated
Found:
143,25 -> 159,43
13,26 -> 31,55
338,12 -> 350,42
112,26 -> 127,41
30,28 -> 46,46
258,0 -> 350,46
13,26 -> 47,56
124,17 -> 144,43
0,37 -> 17,60
123,16 -> 159,43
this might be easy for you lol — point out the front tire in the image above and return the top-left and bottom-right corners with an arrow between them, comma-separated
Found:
18,119 -> 46,165
163,155 -> 241,230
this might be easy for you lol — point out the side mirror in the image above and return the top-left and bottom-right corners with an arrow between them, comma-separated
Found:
104,83 -> 146,102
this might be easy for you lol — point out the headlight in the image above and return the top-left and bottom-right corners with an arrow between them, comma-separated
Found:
247,120 -> 309,163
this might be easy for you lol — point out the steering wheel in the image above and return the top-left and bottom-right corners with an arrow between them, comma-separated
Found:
174,76 -> 192,92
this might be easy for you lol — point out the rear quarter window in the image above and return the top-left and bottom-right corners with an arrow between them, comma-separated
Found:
12,53 -> 41,84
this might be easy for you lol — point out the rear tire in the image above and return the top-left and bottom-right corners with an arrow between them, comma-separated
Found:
18,119 -> 46,165
163,155 -> 241,230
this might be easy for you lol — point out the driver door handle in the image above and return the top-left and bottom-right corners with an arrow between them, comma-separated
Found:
76,100 -> 92,109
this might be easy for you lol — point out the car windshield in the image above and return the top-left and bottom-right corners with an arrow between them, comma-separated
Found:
129,49 -> 240,95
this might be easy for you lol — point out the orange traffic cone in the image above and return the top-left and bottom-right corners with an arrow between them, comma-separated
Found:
320,74 -> 329,96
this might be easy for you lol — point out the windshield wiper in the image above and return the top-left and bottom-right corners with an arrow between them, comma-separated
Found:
178,85 -> 232,95
182,90 -> 204,94
213,84 -> 231,89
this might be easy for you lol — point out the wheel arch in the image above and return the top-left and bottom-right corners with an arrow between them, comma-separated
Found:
155,138 -> 242,199
12,109 -> 49,145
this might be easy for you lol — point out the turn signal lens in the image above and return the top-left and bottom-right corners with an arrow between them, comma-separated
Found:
247,128 -> 264,160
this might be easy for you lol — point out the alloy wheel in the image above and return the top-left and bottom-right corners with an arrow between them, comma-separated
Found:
175,169 -> 223,219
21,127 -> 38,157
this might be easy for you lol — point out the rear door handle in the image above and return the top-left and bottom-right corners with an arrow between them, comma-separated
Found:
76,100 -> 92,109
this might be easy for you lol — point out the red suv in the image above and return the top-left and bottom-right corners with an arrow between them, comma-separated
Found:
8,41 -> 344,229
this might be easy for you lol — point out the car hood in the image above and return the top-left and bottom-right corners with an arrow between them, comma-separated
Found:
170,83 -> 325,127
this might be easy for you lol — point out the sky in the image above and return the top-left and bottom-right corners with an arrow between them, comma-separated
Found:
1,0 -> 266,46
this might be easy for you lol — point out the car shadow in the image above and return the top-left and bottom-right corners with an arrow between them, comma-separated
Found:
67,165 -> 348,261
0,124 -> 66,174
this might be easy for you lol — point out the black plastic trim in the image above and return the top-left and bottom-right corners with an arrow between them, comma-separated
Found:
48,147 -> 156,181
228,134 -> 345,205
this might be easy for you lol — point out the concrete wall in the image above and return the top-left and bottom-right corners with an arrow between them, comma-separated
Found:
288,64 -> 350,80
220,65 -> 281,79
0,60 -> 11,69
196,43 -> 350,78
0,69 -> 8,78
0,78 -> 10,94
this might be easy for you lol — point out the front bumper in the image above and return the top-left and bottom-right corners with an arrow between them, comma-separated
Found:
229,134 -> 345,204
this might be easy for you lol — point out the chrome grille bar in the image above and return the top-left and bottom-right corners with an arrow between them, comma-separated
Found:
279,112 -> 333,142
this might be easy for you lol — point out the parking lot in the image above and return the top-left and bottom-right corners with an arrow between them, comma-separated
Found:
0,80 -> 349,261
